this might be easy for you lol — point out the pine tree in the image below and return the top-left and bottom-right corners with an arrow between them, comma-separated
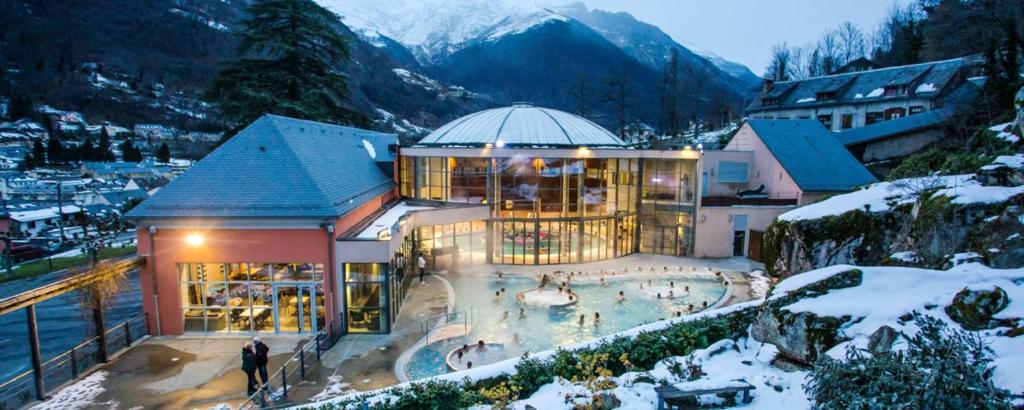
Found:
80,135 -> 98,161
46,134 -> 64,164
32,139 -> 46,165
7,91 -> 33,120
156,142 -> 171,163
97,132 -> 115,161
119,139 -> 142,162
207,0 -> 364,128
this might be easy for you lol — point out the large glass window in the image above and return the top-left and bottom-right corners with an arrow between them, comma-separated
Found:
639,159 -> 698,256
344,263 -> 389,333
177,262 -> 324,333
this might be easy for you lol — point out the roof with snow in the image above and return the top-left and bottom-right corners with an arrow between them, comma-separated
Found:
746,119 -> 877,192
417,104 -> 627,148
125,114 -> 394,219
835,107 -> 955,146
747,57 -> 975,112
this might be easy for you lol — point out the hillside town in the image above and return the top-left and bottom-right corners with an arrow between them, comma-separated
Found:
0,104 -> 203,271
0,1 -> 1022,410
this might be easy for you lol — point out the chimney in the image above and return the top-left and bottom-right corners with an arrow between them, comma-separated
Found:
762,78 -> 775,94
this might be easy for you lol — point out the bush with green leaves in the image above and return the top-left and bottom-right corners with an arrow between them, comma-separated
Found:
805,314 -> 1012,409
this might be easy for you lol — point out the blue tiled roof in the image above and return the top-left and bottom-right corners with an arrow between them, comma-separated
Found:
125,115 -> 395,219
747,119 -> 878,191
747,58 -> 971,112
835,107 -> 955,146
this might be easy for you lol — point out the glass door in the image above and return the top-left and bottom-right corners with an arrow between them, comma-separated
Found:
272,285 -> 316,333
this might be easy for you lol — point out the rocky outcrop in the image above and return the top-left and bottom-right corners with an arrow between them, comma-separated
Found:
764,186 -> 1024,277
946,286 -> 1012,330
750,269 -> 862,365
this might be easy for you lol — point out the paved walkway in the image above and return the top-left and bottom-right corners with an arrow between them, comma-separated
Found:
288,275 -> 451,402
70,335 -> 306,409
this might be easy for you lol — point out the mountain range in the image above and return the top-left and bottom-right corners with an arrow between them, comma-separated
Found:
0,0 -> 760,136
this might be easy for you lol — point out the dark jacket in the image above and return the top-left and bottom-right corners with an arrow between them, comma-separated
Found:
241,347 -> 256,373
254,342 -> 270,367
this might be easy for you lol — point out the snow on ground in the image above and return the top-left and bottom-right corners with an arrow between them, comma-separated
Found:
889,251 -> 922,264
989,122 -> 1021,143
748,269 -> 771,299
772,263 -> 1024,394
311,375 -> 357,402
779,174 -> 1024,221
982,153 -> 1024,171
30,371 -> 107,410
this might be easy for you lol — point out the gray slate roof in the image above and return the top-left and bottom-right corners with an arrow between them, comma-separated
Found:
125,115 -> 395,219
835,107 -> 955,146
747,58 -> 969,112
747,119 -> 877,191
418,104 -> 626,148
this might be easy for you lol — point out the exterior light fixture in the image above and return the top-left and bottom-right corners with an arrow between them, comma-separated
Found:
185,233 -> 204,247
495,139 -> 506,148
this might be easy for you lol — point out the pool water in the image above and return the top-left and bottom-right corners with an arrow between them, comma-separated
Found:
404,272 -> 726,380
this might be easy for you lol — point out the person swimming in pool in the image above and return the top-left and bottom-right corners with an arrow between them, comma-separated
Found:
502,310 -> 509,321
457,349 -> 464,363
615,291 -> 625,303
494,290 -> 501,301
668,290 -> 675,299
593,312 -> 601,326
477,340 -> 486,351
518,307 -> 526,319
578,313 -> 585,326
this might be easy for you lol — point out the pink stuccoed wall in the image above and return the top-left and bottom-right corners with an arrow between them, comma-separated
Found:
723,123 -> 806,202
136,189 -> 396,335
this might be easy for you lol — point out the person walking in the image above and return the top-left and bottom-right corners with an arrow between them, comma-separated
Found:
241,342 -> 258,396
253,337 -> 270,388
417,254 -> 426,283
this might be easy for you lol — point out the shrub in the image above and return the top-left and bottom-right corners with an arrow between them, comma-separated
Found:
510,354 -> 554,397
368,379 -> 478,410
805,314 -> 1012,409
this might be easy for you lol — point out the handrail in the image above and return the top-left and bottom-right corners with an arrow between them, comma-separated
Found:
0,255 -> 145,315
0,313 -> 147,408
238,322 -> 340,410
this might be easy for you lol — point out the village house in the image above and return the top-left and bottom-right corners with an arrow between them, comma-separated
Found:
695,119 -> 876,259
746,57 -> 983,131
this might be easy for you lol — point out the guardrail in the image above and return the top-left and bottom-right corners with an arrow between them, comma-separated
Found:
0,313 -> 148,410
238,318 -> 345,410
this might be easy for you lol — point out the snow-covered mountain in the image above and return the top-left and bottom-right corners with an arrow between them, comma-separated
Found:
318,0 -> 758,89
318,0 -> 566,63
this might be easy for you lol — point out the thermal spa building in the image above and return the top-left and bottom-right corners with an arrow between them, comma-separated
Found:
127,106 -> 874,336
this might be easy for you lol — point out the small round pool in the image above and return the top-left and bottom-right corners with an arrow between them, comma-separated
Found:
404,271 -> 726,380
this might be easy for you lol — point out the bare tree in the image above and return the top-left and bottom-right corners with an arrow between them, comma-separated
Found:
818,29 -> 841,74
570,70 -> 592,117
837,21 -> 867,64
601,66 -> 631,138
659,48 -> 682,136
765,42 -> 793,81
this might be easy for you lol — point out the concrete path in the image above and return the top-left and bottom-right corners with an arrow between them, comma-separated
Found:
78,335 -> 305,409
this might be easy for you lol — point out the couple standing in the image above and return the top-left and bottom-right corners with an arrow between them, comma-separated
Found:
241,337 -> 270,395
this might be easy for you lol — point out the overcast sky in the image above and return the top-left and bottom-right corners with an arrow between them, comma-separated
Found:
578,0 -> 908,74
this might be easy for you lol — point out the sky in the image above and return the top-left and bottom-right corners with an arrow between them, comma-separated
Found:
578,0 -> 909,74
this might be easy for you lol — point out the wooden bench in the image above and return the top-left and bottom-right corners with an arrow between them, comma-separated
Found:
655,379 -> 755,409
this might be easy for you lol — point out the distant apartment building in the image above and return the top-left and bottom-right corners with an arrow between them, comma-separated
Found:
746,57 -> 983,132
1,177 -> 87,201
7,205 -> 83,237
80,160 -> 173,179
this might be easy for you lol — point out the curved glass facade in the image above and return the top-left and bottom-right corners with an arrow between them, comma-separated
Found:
399,154 -> 697,264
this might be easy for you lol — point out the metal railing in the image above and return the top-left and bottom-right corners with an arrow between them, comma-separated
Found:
238,318 -> 345,410
0,313 -> 148,410
420,305 -> 470,345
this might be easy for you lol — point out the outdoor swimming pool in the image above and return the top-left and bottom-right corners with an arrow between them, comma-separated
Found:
404,271 -> 727,380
